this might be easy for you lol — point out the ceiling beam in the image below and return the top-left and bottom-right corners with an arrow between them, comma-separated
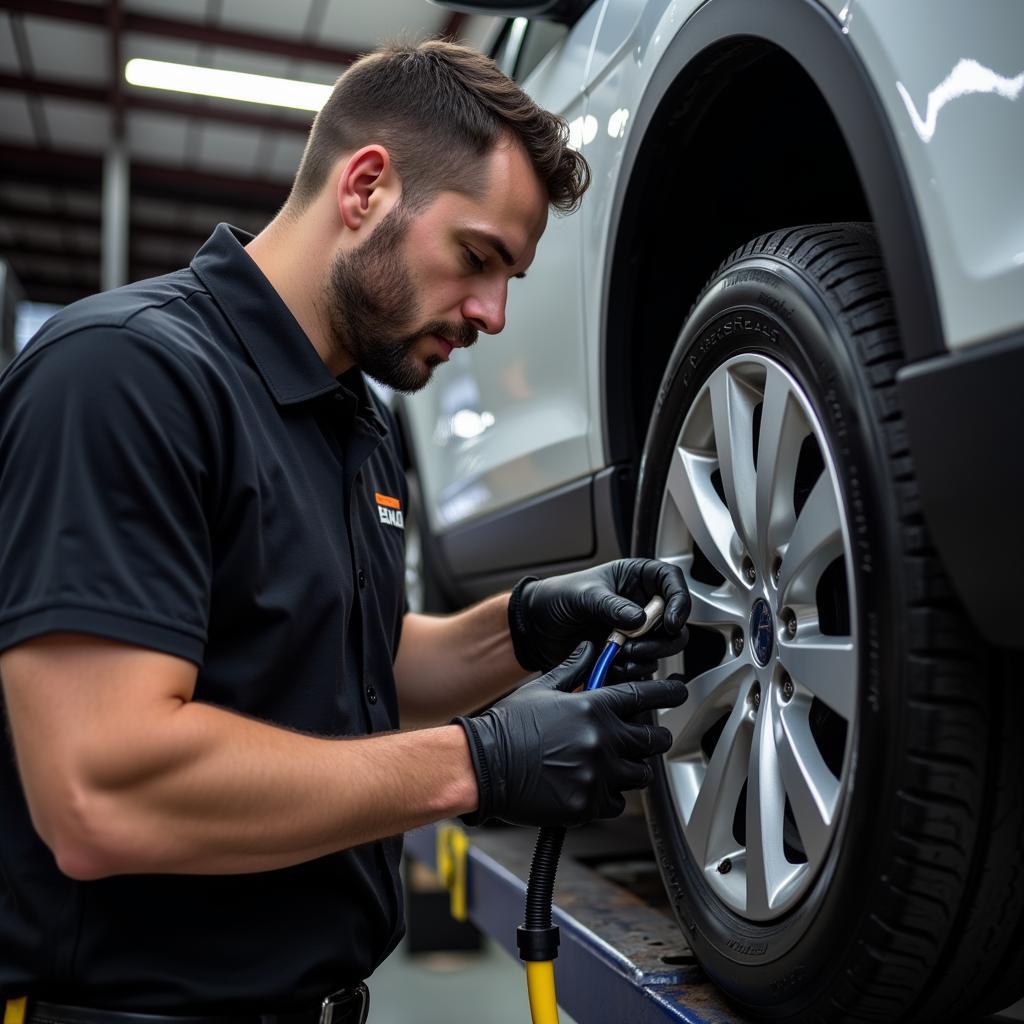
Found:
0,70 -> 105,104
0,72 -> 312,135
137,161 -> 288,208
0,142 -> 290,207
0,0 -> 105,25
10,279 -> 94,306
0,202 -> 211,248
6,250 -> 181,282
123,11 -> 357,67
3,238 -> 178,279
2,238 -> 101,263
0,202 -> 100,234
10,269 -> 99,296
0,0 -> 359,68
0,141 -> 98,188
128,89 -> 311,135
6,253 -> 172,280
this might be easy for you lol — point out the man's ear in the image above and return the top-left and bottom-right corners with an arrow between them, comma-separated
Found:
336,145 -> 396,230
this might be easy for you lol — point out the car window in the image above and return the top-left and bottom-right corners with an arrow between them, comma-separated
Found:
490,17 -> 528,78
490,17 -> 569,84
514,21 -> 569,84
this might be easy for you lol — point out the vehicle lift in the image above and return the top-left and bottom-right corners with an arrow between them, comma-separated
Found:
405,814 -> 747,1024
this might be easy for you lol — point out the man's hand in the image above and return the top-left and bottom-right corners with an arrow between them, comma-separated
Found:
454,643 -> 687,828
508,558 -> 691,674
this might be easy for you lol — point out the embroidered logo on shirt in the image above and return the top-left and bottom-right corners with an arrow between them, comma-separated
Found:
375,492 -> 405,530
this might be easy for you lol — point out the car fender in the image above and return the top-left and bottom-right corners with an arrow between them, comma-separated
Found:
845,0 -> 1024,353
595,0 -> 944,420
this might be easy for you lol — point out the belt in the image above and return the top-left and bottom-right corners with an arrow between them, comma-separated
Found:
5,987 -> 369,1024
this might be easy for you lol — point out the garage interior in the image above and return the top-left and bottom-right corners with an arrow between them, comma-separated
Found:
1,3 -> 1022,1024
0,0 -> 494,350
0,3 -> 540,1022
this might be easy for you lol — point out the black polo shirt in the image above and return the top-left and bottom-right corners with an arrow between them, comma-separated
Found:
0,224 -> 409,1012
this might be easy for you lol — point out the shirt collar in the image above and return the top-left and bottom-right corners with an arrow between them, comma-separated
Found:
192,223 -> 348,408
336,366 -> 388,437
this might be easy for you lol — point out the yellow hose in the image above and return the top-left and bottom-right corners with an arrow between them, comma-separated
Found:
3,999 -> 27,1024
525,960 -> 560,1024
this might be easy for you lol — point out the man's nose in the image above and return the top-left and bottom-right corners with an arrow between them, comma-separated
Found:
462,282 -> 507,335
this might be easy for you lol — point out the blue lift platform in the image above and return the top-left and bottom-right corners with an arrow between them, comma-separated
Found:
404,814 -> 748,1024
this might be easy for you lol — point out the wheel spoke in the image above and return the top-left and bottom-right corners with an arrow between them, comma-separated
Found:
661,657 -> 753,752
686,697 -> 752,867
778,634 -> 857,720
777,470 -> 843,606
776,705 -> 840,866
745,699 -> 788,918
665,445 -> 743,589
755,366 -> 807,569
660,556 -> 745,628
689,582 -> 745,629
710,368 -> 758,560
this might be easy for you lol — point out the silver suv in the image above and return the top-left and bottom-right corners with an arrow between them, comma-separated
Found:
402,2 -> 1024,1020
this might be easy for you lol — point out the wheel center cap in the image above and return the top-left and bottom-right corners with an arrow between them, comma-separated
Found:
750,599 -> 775,666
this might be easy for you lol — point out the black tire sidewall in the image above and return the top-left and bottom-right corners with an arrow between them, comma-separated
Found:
636,257 -> 906,1015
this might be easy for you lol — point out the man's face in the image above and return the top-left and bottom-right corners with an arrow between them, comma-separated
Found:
325,140 -> 548,393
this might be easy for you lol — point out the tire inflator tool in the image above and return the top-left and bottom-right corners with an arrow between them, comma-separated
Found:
517,595 -> 667,1024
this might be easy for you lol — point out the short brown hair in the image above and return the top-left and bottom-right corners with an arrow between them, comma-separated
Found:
286,39 -> 590,216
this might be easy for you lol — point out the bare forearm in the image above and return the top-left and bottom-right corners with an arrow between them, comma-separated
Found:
46,703 -> 476,879
394,594 -> 526,726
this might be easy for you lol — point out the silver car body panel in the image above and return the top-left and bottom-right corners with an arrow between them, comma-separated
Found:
402,1 -> 608,533
405,0 -> 1023,539
845,0 -> 1024,352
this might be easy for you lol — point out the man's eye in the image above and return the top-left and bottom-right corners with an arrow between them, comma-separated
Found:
463,247 -> 485,272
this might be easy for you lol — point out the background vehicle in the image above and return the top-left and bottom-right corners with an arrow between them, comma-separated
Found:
401,1 -> 1024,1020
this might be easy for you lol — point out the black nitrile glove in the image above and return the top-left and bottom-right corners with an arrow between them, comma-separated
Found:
454,642 -> 688,828
508,558 -> 692,674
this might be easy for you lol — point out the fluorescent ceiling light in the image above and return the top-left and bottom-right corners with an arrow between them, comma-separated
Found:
124,57 -> 332,112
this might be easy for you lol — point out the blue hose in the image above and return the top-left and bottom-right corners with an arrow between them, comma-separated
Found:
585,640 -> 621,691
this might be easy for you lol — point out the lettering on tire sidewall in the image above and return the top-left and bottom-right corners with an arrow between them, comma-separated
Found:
679,309 -> 783,392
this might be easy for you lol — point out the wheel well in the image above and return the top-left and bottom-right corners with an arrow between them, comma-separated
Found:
605,41 -> 870,488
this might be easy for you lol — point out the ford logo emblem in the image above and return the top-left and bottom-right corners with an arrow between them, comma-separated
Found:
749,599 -> 774,667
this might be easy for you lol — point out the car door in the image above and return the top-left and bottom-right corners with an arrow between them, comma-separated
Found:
400,10 -> 605,572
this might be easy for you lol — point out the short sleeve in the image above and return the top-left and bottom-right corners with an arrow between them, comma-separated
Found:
0,325 -> 219,664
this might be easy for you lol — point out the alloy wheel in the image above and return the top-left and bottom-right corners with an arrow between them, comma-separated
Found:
654,353 -> 858,921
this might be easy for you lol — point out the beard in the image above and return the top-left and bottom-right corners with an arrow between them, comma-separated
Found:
325,203 -> 477,393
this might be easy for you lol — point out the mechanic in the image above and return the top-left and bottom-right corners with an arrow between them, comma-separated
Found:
0,40 -> 690,1024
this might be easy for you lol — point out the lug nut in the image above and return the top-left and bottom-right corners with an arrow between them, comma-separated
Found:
772,556 -> 782,582
743,558 -> 756,584
781,674 -> 794,702
718,857 -> 733,875
731,630 -> 744,656
750,683 -> 761,710
782,608 -> 797,638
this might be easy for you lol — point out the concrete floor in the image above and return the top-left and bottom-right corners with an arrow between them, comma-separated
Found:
368,938 -> 578,1024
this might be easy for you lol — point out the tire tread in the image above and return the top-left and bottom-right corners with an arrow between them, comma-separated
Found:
663,223 -> 1021,1023
780,225 -> 1020,1023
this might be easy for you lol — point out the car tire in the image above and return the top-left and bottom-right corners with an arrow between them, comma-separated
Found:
634,224 -> 1024,1022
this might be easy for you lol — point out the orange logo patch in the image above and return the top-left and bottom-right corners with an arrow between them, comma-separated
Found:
375,492 -> 404,529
